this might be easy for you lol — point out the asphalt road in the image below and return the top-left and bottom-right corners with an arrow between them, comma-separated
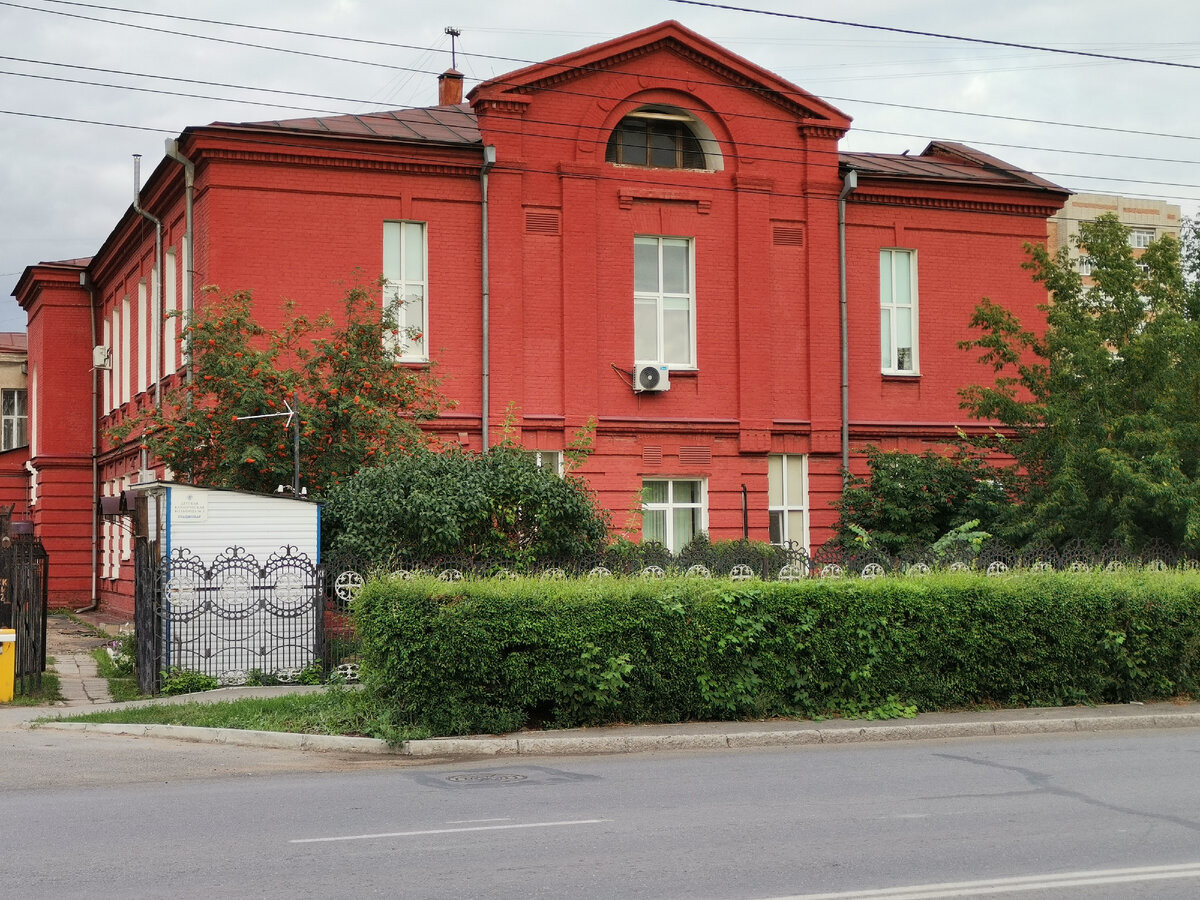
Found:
4,727 -> 1200,899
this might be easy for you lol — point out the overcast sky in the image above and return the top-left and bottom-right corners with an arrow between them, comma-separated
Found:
3,0 -> 1199,333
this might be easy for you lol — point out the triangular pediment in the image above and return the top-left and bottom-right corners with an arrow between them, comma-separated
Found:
469,21 -> 850,128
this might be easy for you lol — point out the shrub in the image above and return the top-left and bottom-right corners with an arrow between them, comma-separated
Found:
353,571 -> 1200,736
835,446 -> 1007,554
322,444 -> 609,564
160,668 -> 220,696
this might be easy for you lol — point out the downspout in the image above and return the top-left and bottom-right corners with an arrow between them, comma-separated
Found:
164,139 -> 195,385
480,144 -> 497,452
132,155 -> 163,410
741,483 -> 749,540
76,272 -> 100,613
838,169 -> 858,487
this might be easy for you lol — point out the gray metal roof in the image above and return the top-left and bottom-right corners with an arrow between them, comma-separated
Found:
217,103 -> 481,145
841,141 -> 1067,194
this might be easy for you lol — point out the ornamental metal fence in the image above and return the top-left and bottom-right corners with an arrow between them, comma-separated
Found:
135,542 -> 337,694
321,537 -> 1200,606
0,536 -> 48,695
133,538 -> 1200,691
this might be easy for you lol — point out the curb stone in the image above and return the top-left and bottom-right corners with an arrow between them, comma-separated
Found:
28,710 -> 1200,757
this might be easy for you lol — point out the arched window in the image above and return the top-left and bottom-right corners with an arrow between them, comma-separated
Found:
605,107 -> 711,170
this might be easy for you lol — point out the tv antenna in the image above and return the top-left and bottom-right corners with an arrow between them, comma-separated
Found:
445,26 -> 461,69
233,396 -> 302,496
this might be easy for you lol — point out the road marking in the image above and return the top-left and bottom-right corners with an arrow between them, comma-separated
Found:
445,818 -> 512,824
291,818 -> 608,844
761,862 -> 1200,899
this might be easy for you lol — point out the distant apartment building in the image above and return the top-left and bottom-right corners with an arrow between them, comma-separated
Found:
1049,193 -> 1182,280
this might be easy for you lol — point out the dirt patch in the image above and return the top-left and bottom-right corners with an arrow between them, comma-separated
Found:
46,617 -> 115,654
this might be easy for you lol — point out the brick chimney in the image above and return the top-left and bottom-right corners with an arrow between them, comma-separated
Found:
438,68 -> 463,106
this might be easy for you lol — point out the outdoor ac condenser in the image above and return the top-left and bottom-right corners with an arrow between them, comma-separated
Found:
633,363 -> 670,392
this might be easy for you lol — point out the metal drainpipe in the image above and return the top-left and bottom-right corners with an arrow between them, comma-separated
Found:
132,155 -> 164,410
164,139 -> 195,385
838,169 -> 858,487
76,272 -> 100,613
480,145 -> 497,452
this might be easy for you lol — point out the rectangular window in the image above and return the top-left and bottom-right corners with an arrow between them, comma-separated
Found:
1130,228 -> 1155,249
1,389 -> 27,451
880,248 -> 918,374
102,317 -> 112,412
165,248 -> 177,375
634,236 -> 695,367
1078,257 -> 1094,276
382,221 -> 428,361
642,478 -> 705,552
523,449 -> 563,475
137,280 -> 148,393
120,296 -> 131,405
768,454 -> 808,549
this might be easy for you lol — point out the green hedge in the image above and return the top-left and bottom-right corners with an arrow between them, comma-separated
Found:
352,572 -> 1200,736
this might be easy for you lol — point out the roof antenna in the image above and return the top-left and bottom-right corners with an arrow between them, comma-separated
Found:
445,26 -> 461,69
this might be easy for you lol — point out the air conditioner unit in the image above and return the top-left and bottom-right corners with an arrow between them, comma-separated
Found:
92,345 -> 112,370
633,363 -> 670,393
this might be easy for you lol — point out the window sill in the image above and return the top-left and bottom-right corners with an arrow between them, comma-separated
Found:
882,372 -> 920,380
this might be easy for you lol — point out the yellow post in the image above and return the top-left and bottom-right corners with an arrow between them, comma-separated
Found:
0,629 -> 15,702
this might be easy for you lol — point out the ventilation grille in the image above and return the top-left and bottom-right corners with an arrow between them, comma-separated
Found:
773,224 -> 805,247
678,446 -> 712,467
525,210 -> 561,235
642,446 -> 662,466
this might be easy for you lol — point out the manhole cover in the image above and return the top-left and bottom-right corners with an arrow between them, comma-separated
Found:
446,773 -> 528,784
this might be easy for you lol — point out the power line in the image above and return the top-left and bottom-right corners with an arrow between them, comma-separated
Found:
4,87 -> 1200,200
6,58 -> 1200,173
0,107 -> 175,134
0,1 -> 431,74
29,0 -> 442,55
667,0 -> 1200,72
4,6 -> 1199,204
0,69 -> 346,116
8,4 -> 1200,148
0,55 -> 391,109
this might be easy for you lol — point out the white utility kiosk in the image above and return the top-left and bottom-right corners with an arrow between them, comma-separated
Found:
131,481 -> 322,682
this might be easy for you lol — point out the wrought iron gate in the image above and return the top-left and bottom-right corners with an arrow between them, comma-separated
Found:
134,539 -> 325,694
0,537 -> 48,694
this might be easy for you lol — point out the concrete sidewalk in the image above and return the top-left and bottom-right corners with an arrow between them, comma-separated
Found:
47,611 -> 123,706
19,694 -> 1200,759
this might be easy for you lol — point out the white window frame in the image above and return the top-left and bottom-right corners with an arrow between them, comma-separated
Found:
642,478 -> 706,553
164,247 -> 177,375
524,449 -> 564,476
1130,228 -> 1155,249
1,389 -> 27,451
880,248 -> 919,375
768,454 -> 809,550
382,221 -> 428,362
634,235 -> 696,369
120,295 -> 131,405
137,280 -> 148,394
1077,257 -> 1094,276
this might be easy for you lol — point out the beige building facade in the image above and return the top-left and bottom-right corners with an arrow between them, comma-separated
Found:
1049,193 -> 1182,281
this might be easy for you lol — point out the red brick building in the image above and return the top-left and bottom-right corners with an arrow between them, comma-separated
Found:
11,22 -> 1067,615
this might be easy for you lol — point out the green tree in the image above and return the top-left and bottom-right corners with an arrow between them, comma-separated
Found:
322,444 -> 610,564
833,446 -> 1006,555
959,213 -> 1200,549
114,280 -> 443,496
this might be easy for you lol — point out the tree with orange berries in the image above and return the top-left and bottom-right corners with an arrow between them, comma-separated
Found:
114,279 -> 444,497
